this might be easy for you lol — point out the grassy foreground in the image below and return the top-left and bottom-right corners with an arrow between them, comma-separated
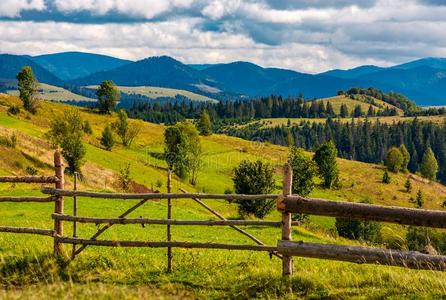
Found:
0,94 -> 446,299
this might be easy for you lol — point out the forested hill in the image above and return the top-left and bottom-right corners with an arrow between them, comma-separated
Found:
223,118 -> 446,184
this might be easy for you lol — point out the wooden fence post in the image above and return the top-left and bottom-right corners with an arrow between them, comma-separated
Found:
54,151 -> 65,257
279,164 -> 293,276
167,169 -> 173,273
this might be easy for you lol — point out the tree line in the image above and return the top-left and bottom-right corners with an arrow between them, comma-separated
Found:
223,118 -> 446,184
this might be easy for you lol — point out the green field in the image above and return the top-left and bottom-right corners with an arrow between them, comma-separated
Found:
7,83 -> 95,102
316,94 -> 403,115
86,85 -> 218,103
0,93 -> 446,298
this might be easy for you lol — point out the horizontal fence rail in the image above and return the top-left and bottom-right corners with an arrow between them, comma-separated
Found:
41,188 -> 280,201
52,214 -> 285,227
283,196 -> 446,229
56,237 -> 278,252
0,226 -> 54,236
0,196 -> 54,203
0,176 -> 60,184
278,240 -> 446,271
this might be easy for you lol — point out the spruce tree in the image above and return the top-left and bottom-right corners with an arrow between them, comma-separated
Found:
382,170 -> 391,184
340,104 -> 349,118
101,125 -> 115,151
420,147 -> 438,181
404,178 -> 412,193
313,140 -> 339,189
289,147 -> 316,196
198,109 -> 212,136
416,189 -> 424,208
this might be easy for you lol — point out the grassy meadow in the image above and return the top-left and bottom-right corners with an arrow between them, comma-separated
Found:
86,85 -> 218,103
0,94 -> 446,298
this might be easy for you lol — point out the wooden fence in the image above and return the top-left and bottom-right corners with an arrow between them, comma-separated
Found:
1,151 -> 446,276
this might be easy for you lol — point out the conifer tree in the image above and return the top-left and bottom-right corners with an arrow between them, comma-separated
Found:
420,147 -> 438,181
101,125 -> 114,151
382,170 -> 391,184
340,104 -> 349,118
399,144 -> 410,172
404,178 -> 412,193
416,189 -> 424,208
198,109 -> 212,136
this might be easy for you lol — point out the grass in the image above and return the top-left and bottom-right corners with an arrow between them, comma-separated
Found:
7,84 -> 94,102
86,85 -> 217,103
1,93 -> 446,298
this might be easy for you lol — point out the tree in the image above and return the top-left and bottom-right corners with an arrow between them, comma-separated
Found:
404,178 -> 412,193
83,120 -> 93,135
113,110 -> 140,147
232,160 -> 276,219
420,147 -> 438,181
416,189 -> 424,208
100,125 -> 115,151
313,140 -> 339,189
326,101 -> 335,117
367,105 -> 375,117
46,110 -> 86,173
16,66 -> 39,114
382,170 -> 391,184
399,144 -> 410,172
352,105 -> 362,118
96,80 -> 120,113
164,121 -> 202,183
386,147 -> 403,172
340,104 -> 349,118
197,110 -> 212,136
289,147 -> 316,197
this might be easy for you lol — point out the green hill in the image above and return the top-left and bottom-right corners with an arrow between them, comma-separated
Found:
0,94 -> 445,298
7,83 -> 95,102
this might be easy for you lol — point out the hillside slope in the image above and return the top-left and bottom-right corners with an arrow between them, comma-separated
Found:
1,94 -> 446,298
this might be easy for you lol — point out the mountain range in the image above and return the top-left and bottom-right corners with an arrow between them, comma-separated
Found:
0,51 -> 445,106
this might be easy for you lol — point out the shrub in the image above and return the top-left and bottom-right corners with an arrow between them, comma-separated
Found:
232,160 -> 275,219
404,178 -> 412,193
83,120 -> 93,135
7,105 -> 20,115
118,163 -> 131,192
415,189 -> 424,208
0,133 -> 17,148
382,170 -> 391,184
25,166 -> 38,175
335,199 -> 382,243
113,110 -> 140,147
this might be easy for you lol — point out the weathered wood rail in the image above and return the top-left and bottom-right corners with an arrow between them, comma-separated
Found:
1,151 -> 446,277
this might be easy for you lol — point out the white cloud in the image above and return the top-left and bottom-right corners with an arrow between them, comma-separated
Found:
53,0 -> 197,18
0,0 -> 45,17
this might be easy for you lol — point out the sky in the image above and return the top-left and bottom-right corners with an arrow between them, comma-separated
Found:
0,0 -> 445,73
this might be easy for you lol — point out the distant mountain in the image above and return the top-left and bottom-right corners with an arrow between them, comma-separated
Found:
31,52 -> 132,81
188,64 -> 219,70
321,65 -> 384,79
72,56 -> 220,94
392,57 -> 446,70
0,54 -> 63,86
201,61 -> 303,95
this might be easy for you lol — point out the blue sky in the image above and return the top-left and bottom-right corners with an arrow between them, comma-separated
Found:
0,0 -> 445,73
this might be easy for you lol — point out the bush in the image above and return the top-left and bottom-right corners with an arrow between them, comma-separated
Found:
25,166 -> 38,175
335,200 -> 382,243
7,105 -> 20,115
382,170 -> 391,184
83,120 -> 93,135
232,160 -> 275,219
118,163 -> 131,192
100,125 -> 114,151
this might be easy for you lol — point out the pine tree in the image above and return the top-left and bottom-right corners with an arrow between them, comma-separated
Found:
404,178 -> 412,193
101,125 -> 115,151
420,147 -> 438,181
382,170 -> 391,184
367,105 -> 375,117
340,104 -> 349,118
